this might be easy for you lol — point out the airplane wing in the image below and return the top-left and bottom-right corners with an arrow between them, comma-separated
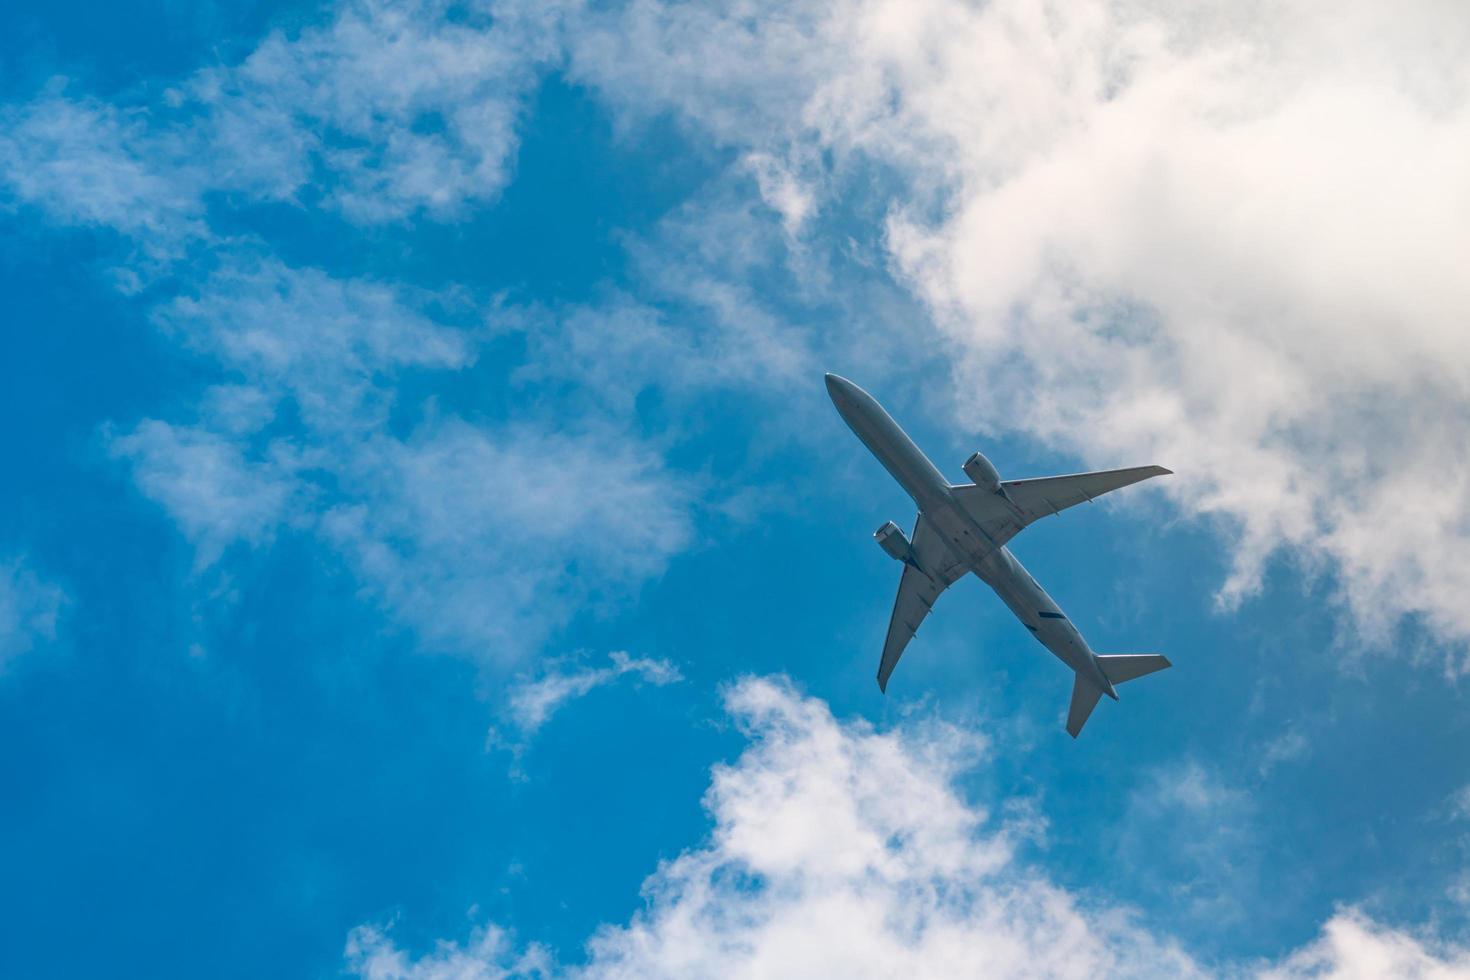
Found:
1003,465 -> 1172,522
877,514 -> 968,692
952,465 -> 1171,533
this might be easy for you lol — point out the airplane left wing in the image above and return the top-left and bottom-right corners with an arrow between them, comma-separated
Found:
877,514 -> 968,692
1002,465 -> 1171,524
952,465 -> 1171,535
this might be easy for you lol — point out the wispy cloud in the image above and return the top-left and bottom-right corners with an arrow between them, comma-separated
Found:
1117,759 -> 1263,931
1258,727 -> 1310,778
346,921 -> 553,980
320,420 -> 693,658
187,0 -> 562,222
109,419 -> 303,567
0,0 -> 563,248
0,83 -> 207,255
1444,785 -> 1470,824
106,254 -> 694,662
0,0 -> 938,679
503,651 -> 682,737
0,554 -> 66,671
3,5 -> 808,671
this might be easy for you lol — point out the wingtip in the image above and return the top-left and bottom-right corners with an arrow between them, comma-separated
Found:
1156,466 -> 1174,476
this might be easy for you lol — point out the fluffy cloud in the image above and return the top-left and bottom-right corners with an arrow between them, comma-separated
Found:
1260,911 -> 1470,980
566,0 -> 1470,653
351,677 -> 1470,977
349,676 -> 1206,978
348,679 -> 1470,977
0,554 -> 66,670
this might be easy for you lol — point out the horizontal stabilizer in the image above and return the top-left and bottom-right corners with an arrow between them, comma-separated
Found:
1066,675 -> 1104,738
1097,654 -> 1172,686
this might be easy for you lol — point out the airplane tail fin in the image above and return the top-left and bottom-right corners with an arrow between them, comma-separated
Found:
1067,655 -> 1171,738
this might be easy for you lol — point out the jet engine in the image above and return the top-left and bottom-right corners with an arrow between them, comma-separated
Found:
873,520 -> 913,562
963,451 -> 1003,493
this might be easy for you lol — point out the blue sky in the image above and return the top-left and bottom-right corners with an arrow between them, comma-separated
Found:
4,1 -> 1470,977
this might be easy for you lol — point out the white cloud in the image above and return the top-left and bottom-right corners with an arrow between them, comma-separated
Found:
0,83 -> 207,252
13,0 -> 1470,660
108,256 -> 693,662
109,419 -> 303,566
109,253 -> 468,564
0,555 -> 66,670
0,0 -> 565,240
1445,786 -> 1470,824
1259,727 -> 1310,777
505,651 -> 682,736
190,0 -> 564,222
351,676 -> 1205,978
1259,910 -> 1470,980
320,419 -> 693,658
349,678 -> 1470,977
0,6 -> 714,668
347,921 -> 553,980
150,255 -> 473,433
564,0 -> 1470,655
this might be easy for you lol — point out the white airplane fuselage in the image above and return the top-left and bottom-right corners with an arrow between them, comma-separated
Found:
827,374 -> 1118,699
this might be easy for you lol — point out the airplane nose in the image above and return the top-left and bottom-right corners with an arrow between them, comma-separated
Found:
824,373 -> 851,402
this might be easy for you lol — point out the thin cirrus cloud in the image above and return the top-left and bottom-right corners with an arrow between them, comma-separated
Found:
184,0 -> 564,222
347,677 -> 1470,979
0,1 -> 762,667
106,254 -> 694,661
504,651 -> 683,737
0,554 -> 66,671
0,86 -> 209,257
564,0 -> 1470,656
0,0 -> 561,239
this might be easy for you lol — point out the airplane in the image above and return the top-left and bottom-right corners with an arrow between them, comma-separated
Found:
825,373 -> 1173,737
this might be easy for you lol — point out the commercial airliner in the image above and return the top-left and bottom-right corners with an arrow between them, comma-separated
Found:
826,373 -> 1173,737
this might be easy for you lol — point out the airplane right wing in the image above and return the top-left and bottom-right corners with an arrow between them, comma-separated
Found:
877,514 -> 968,692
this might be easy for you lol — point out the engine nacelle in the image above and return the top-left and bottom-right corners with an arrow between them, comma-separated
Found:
873,520 -> 913,563
963,451 -> 1003,493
